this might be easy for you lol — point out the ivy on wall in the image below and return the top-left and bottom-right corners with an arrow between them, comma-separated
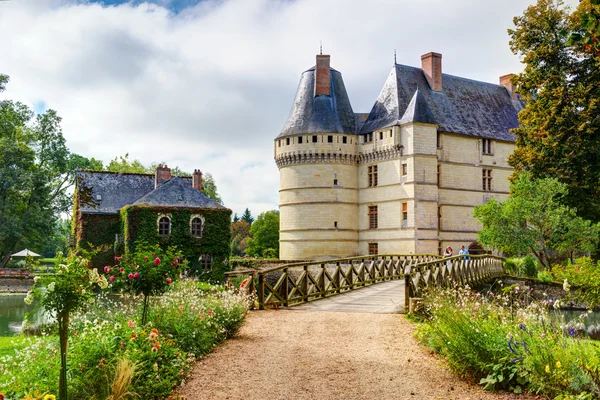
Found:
121,205 -> 232,281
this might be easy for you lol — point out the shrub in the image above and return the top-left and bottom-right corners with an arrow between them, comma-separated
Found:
504,256 -> 538,277
553,257 -> 600,307
537,270 -> 554,283
416,285 -> 600,398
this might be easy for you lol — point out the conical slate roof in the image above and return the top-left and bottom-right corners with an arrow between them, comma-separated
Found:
278,66 -> 357,138
132,177 -> 224,209
359,63 -> 521,141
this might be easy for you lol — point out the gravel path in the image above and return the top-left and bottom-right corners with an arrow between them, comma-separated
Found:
180,310 -> 534,400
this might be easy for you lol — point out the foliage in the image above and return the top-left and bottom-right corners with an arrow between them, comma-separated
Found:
0,280 -> 249,400
108,242 -> 187,324
241,208 -> 254,224
231,221 -> 251,256
508,0 -> 600,223
505,256 -> 539,277
74,213 -> 121,269
146,280 -> 248,355
416,285 -> 600,398
473,173 -> 600,270
0,76 -> 101,259
120,205 -> 231,281
567,0 -> 600,57
245,210 -> 280,258
553,257 -> 600,307
26,253 -> 108,399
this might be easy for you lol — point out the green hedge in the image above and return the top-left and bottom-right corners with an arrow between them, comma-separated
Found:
121,205 -> 232,281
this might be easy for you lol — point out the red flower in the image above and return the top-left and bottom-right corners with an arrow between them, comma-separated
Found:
166,278 -> 172,284
154,257 -> 161,266
109,276 -> 115,282
103,266 -> 110,273
133,272 -> 140,279
128,273 -> 134,280
119,268 -> 124,273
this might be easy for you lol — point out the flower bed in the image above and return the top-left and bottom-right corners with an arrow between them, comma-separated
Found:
415,284 -> 600,399
0,280 -> 249,399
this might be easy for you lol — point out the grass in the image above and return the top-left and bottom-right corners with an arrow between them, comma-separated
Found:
0,336 -> 28,358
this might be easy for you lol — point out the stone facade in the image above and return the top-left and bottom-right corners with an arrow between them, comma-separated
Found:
276,53 -> 520,260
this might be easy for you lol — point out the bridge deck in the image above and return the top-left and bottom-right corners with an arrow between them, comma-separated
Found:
290,280 -> 405,314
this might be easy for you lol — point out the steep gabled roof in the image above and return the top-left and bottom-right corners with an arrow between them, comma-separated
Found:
278,66 -> 357,137
132,177 -> 224,209
359,63 -> 522,142
76,171 -> 157,215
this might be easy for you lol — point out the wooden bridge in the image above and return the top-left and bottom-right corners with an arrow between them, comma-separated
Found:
226,253 -> 505,312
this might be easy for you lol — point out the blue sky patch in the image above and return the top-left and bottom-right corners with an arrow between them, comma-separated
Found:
33,101 -> 47,115
85,0 -> 204,13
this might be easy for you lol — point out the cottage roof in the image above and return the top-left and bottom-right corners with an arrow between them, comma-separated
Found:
359,64 -> 523,141
278,66 -> 357,138
132,177 -> 224,209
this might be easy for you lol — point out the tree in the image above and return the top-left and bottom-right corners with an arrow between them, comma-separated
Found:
202,172 -> 223,205
508,0 -> 600,222
232,213 -> 240,223
245,211 -> 280,258
241,208 -> 254,224
568,0 -> 600,57
231,221 -> 251,256
107,153 -> 147,173
0,77 -> 98,258
473,173 -> 600,270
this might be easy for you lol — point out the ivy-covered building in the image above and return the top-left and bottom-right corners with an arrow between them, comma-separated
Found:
72,165 -> 232,280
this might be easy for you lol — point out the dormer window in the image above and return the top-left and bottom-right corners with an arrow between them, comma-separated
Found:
158,216 -> 171,237
191,217 -> 204,238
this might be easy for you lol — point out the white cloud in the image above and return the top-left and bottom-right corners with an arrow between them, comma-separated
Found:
0,0 -> 580,217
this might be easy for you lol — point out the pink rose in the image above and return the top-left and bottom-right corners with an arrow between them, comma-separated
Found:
128,273 -> 134,280
119,268 -> 124,273
104,266 -> 110,273
133,272 -> 140,279
166,278 -> 172,284
109,276 -> 115,282
154,257 -> 161,266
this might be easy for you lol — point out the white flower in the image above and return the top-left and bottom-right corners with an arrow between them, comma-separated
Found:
98,276 -> 108,289
47,282 -> 56,292
33,276 -> 40,283
24,292 -> 34,305
563,279 -> 571,293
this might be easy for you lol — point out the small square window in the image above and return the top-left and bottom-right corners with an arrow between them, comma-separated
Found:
390,130 -> 393,137
402,163 -> 407,177
278,140 -> 281,147
369,243 -> 378,255
368,205 -> 378,229
334,221 -> 338,228
286,137 -> 290,145
379,132 -> 383,140
328,135 -> 333,143
200,254 -> 212,270
333,179 -> 338,186
342,136 -> 347,144
312,135 -> 318,143
298,136 -> 303,144
437,132 -> 441,148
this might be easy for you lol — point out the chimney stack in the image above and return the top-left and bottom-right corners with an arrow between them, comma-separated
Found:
155,164 -> 171,188
421,52 -> 443,92
315,54 -> 331,96
192,169 -> 203,192
499,74 -> 518,101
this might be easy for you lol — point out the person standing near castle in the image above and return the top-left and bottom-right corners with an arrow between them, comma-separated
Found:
443,246 -> 453,267
459,245 -> 469,262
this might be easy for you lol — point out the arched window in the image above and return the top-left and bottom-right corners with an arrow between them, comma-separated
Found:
158,216 -> 171,237
191,217 -> 203,238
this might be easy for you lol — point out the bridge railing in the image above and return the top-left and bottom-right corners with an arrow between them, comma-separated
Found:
404,254 -> 505,309
226,254 -> 442,310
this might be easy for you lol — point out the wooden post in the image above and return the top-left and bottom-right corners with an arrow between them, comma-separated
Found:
258,273 -> 265,310
282,268 -> 289,307
334,264 -> 341,294
404,274 -> 411,311
303,265 -> 309,302
320,263 -> 326,298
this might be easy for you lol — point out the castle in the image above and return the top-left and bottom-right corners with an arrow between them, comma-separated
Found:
274,52 -> 522,260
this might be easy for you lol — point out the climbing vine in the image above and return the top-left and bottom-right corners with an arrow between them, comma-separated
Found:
120,205 -> 232,281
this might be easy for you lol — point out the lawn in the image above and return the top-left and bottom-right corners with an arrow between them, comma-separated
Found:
0,336 -> 29,358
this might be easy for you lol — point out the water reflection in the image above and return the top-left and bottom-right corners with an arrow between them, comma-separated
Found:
0,294 -> 47,336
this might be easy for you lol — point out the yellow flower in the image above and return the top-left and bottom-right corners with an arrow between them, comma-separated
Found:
43,395 -> 56,400
556,361 -> 562,368
545,365 -> 550,373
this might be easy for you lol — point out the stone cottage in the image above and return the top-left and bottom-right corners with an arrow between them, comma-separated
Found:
72,165 -> 231,279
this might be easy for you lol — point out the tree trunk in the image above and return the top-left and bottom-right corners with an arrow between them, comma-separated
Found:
58,311 -> 69,400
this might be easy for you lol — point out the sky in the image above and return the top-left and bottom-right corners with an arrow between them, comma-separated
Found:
0,0 -> 580,218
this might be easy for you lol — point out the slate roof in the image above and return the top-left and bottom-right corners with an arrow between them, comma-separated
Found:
75,171 -> 219,215
132,177 -> 224,209
359,64 -> 522,141
278,66 -> 357,138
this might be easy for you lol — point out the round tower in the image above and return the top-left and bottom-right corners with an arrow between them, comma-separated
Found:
275,54 -> 359,260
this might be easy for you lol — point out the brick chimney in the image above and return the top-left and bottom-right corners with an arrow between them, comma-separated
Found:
192,169 -> 203,192
499,74 -> 518,101
155,164 -> 171,188
421,52 -> 443,92
315,54 -> 331,96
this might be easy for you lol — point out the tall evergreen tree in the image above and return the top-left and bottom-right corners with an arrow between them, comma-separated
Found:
241,208 -> 254,224
508,0 -> 600,221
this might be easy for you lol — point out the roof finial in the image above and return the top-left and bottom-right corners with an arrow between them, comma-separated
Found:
320,41 -> 323,55
394,49 -> 397,65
